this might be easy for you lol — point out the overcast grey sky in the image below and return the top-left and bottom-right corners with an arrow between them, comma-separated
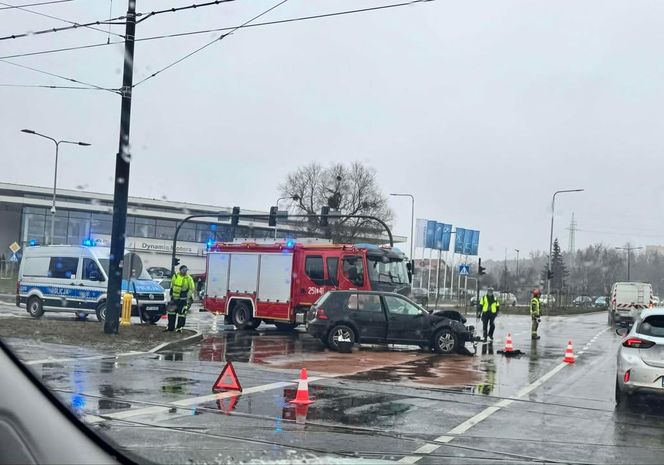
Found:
2,0 -> 664,259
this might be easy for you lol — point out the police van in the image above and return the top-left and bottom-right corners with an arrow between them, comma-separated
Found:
16,244 -> 168,324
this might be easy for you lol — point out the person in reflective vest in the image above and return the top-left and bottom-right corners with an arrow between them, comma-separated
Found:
167,265 -> 196,332
530,288 -> 542,340
479,288 -> 500,342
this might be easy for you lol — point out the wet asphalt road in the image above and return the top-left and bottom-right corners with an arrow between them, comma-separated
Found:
2,301 -> 664,465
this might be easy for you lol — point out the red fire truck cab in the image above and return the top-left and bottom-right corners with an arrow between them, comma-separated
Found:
202,241 -> 411,330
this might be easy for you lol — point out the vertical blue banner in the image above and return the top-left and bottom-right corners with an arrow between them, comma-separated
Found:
434,223 -> 444,250
470,230 -> 480,255
425,220 -> 437,249
454,227 -> 465,253
442,224 -> 452,251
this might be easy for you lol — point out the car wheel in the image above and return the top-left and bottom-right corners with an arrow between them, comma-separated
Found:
433,328 -> 459,354
27,296 -> 44,319
247,319 -> 261,330
327,325 -> 355,352
274,322 -> 298,331
231,302 -> 252,329
615,378 -> 627,405
96,302 -> 107,323
140,312 -> 162,325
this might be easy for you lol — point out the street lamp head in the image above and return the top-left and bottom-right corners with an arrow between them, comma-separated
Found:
21,129 -> 36,134
78,142 -> 91,146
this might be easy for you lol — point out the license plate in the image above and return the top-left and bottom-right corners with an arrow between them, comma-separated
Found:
145,306 -> 159,311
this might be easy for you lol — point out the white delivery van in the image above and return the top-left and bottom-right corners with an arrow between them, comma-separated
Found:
16,245 -> 168,324
609,281 -> 653,325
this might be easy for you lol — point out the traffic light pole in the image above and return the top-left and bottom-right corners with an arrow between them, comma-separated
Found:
104,0 -> 136,335
169,212 -> 395,278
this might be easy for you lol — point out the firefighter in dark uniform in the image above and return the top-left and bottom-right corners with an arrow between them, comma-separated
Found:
531,288 -> 542,340
167,265 -> 196,332
479,287 -> 500,342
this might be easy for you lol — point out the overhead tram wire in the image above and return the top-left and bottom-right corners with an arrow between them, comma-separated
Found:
132,0 -> 290,88
0,0 -> 72,10
0,0 -> 436,59
0,0 -> 237,41
0,83 -> 111,90
0,58 -> 119,93
0,1 -> 126,39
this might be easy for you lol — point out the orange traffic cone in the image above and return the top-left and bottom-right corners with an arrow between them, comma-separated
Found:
290,368 -> 314,405
504,333 -> 514,353
563,340 -> 576,363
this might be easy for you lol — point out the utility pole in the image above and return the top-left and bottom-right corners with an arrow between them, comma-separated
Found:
567,213 -> 577,267
514,249 -> 520,282
616,244 -> 643,281
105,0 -> 137,335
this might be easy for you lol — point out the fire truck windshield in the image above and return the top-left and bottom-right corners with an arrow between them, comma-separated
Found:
367,257 -> 409,285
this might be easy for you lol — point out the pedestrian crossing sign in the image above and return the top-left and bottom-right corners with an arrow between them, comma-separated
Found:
9,253 -> 18,263
459,264 -> 470,275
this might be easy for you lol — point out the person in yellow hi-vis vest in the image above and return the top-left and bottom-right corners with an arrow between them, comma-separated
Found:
479,288 -> 500,342
168,265 -> 196,333
530,288 -> 542,340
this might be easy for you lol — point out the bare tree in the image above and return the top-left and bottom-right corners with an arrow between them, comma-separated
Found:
280,161 -> 393,243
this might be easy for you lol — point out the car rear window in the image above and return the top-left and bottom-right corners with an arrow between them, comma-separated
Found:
314,292 -> 347,310
638,315 -> 664,338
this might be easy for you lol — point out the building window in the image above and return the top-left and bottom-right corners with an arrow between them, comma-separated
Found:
91,213 -> 112,235
156,219 -> 176,240
178,224 -> 196,242
133,218 -> 156,238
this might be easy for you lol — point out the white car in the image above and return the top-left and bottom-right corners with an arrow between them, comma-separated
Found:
615,308 -> 664,404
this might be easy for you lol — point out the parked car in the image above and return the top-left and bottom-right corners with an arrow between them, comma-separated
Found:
540,294 -> 556,306
147,266 -> 172,280
470,290 -> 517,307
594,296 -> 609,310
409,288 -> 428,307
572,296 -> 594,307
615,308 -> 664,404
306,290 -> 478,354
653,296 -> 661,306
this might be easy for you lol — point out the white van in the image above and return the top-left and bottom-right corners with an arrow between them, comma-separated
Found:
609,281 -> 653,325
17,245 -> 168,324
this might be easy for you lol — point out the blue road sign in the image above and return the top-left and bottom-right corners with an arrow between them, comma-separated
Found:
459,264 -> 470,275
9,253 -> 18,263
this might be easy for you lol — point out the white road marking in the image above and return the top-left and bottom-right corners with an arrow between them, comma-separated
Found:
25,350 -> 148,366
85,377 -> 322,424
399,326 -> 610,464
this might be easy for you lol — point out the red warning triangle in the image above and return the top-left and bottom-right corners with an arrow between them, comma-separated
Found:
212,361 -> 242,392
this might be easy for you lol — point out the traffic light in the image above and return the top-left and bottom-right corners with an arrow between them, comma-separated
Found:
547,270 -> 554,280
231,206 -> 240,226
172,257 -> 180,267
478,258 -> 486,276
320,206 -> 330,227
268,206 -> 278,227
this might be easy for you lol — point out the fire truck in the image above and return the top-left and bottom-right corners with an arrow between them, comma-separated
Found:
202,241 -> 411,330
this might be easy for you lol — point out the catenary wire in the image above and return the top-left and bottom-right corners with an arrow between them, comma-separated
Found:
0,58 -> 119,93
132,0 -> 289,87
0,0 -> 126,39
0,0 -> 435,59
0,0 -> 72,10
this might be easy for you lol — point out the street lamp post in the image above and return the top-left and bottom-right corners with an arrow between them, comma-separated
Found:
273,195 -> 300,240
514,248 -> 520,282
21,129 -> 91,245
615,245 -> 643,281
547,189 -> 584,298
389,193 -> 415,259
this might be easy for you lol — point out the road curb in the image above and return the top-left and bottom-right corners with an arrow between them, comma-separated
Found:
147,330 -> 204,353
